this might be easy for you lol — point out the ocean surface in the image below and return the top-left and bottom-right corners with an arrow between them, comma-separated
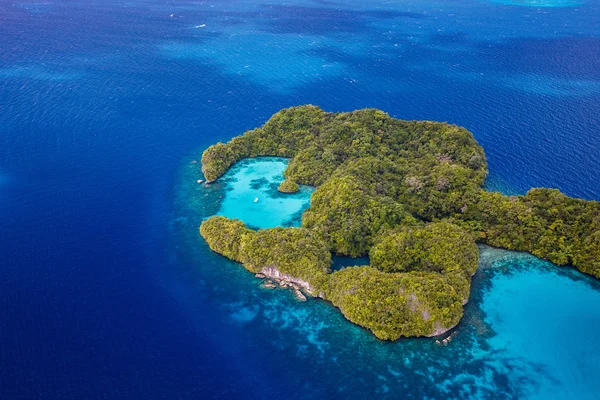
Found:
1,0 -> 600,399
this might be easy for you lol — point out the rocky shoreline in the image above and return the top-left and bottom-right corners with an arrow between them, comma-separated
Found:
256,272 -> 309,302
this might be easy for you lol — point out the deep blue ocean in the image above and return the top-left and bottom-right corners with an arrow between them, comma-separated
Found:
1,0 -> 600,399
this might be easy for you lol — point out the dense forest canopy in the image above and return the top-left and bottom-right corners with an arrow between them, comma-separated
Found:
199,105 -> 600,340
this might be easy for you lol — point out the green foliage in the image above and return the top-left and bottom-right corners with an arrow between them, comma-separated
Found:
200,216 -> 331,292
370,221 -> 478,301
199,216 -> 252,262
456,188 -> 600,278
201,136 -> 252,182
239,227 -> 332,292
370,222 -> 478,276
201,106 -> 487,193
327,267 -> 463,340
198,105 -> 600,339
278,179 -> 299,193
201,105 -> 327,182
303,175 -> 409,256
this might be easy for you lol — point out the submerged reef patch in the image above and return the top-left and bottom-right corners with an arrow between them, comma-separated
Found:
197,105 -> 600,340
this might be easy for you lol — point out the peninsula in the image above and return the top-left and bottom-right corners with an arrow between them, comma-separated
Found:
199,105 -> 600,340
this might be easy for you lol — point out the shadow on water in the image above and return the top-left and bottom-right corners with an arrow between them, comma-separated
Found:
331,255 -> 370,271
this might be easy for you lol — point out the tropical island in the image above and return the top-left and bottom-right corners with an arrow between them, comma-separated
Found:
198,105 -> 600,340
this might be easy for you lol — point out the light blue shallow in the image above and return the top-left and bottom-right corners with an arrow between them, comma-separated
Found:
481,253 -> 600,400
216,157 -> 314,229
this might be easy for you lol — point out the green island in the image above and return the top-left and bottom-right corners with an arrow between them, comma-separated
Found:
198,105 -> 600,340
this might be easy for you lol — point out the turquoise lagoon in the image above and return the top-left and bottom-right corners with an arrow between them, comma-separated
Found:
479,252 -> 600,400
216,157 -> 313,229
213,157 -> 367,268
174,156 -> 600,399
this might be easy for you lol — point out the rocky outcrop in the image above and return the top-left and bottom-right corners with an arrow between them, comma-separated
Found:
256,266 -> 313,302
259,265 -> 314,294
428,322 -> 452,338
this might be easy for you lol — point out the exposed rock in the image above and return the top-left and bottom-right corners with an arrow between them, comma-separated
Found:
404,176 -> 424,192
435,176 -> 450,191
261,281 -> 277,290
259,265 -> 314,295
427,321 -> 451,337
255,266 -> 313,302
437,153 -> 452,163
437,331 -> 457,345
437,154 -> 452,162
293,288 -> 307,302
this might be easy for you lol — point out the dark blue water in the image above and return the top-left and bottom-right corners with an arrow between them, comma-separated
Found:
1,0 -> 600,399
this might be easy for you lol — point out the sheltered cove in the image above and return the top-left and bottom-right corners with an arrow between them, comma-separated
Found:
198,105 -> 600,340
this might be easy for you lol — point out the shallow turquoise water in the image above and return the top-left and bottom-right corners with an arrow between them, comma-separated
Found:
481,255 -> 600,400
216,157 -> 314,229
